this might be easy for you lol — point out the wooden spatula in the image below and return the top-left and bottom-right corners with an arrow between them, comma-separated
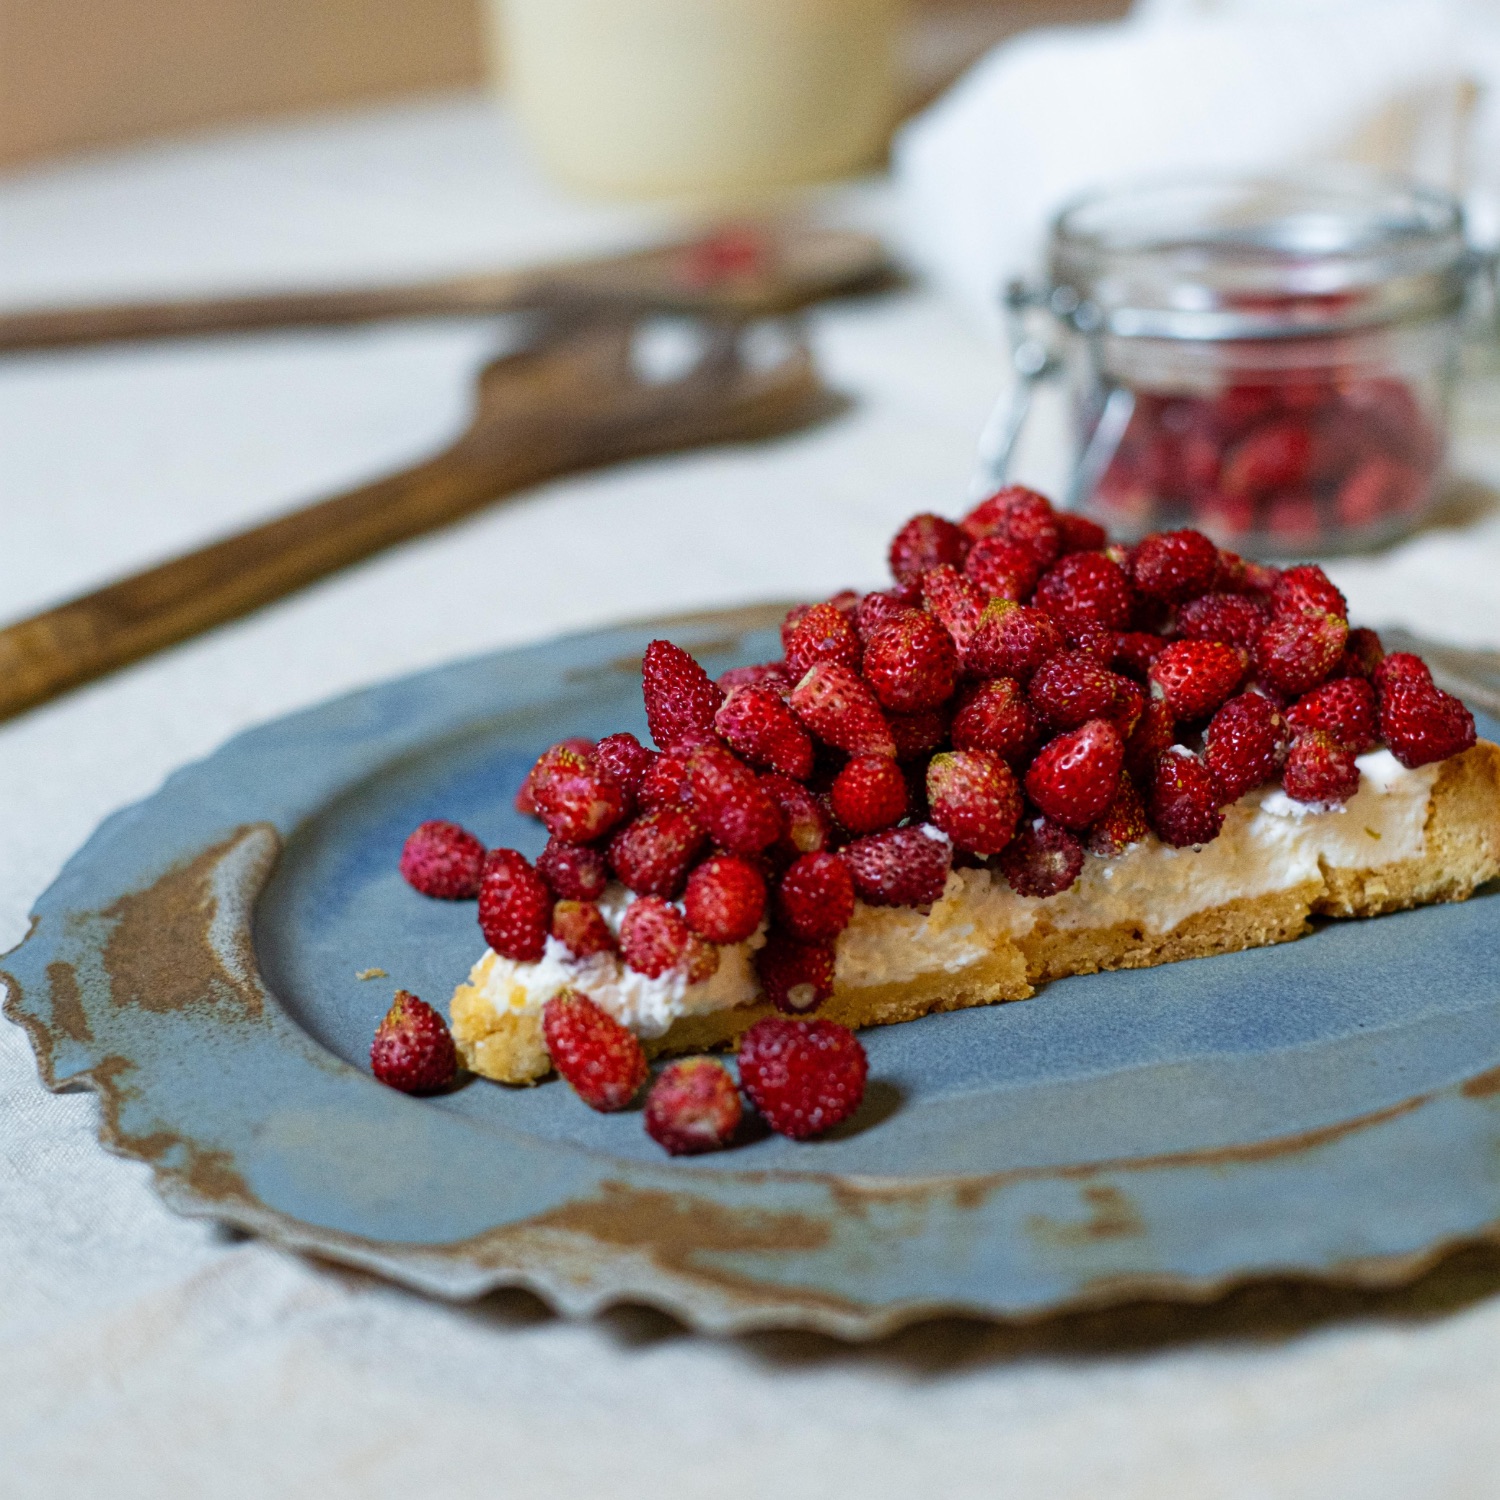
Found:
0,225 -> 891,354
0,308 -> 840,722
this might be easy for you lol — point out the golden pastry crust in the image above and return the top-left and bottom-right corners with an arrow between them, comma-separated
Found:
452,741 -> 1500,1086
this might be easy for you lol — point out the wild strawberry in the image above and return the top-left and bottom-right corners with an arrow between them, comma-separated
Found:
826,589 -> 862,619
921,564 -> 988,652
619,895 -> 692,977
964,534 -> 1041,601
888,512 -> 969,585
757,933 -> 836,1014
714,685 -> 815,779
1286,677 -> 1378,752
926,750 -> 1023,854
887,707 -> 951,760
533,750 -> 629,844
995,489 -> 1065,568
862,612 -> 959,713
515,738 -> 595,816
830,755 -> 908,835
1374,651 -> 1431,692
1343,626 -> 1386,678
542,991 -> 647,1111
1273,564 -> 1347,620
964,600 -> 1065,681
1282,731 -> 1361,805
843,825 -> 952,907
760,772 -> 833,863
1255,611 -> 1348,696
1148,639 -> 1246,720
1087,773 -> 1149,856
478,848 -> 552,961
1024,720 -> 1125,830
1064,621 -> 1119,665
687,745 -> 784,854
1033,552 -> 1135,630
1245,559 -> 1284,593
536,837 -> 609,901
855,590 -> 920,644
738,1017 -> 868,1139
1124,697 -> 1177,785
644,1058 -> 743,1156
683,855 -> 766,944
1207,547 -> 1246,589
959,484 -> 1040,536
961,487 -> 1063,568
551,899 -> 617,959
1102,670 -> 1140,729
641,639 -> 723,752
1221,418 -> 1312,496
399,820 -> 485,899
370,990 -> 458,1093
780,602 -> 813,650
776,851 -> 856,942
1176,592 -> 1270,651
526,743 -> 590,798
1149,750 -> 1226,847
789,661 -> 896,758
1204,691 -> 1286,800
636,750 -> 692,810
999,817 -> 1085,896
1378,678 -> 1477,769
1130,529 -> 1219,603
718,661 -> 794,697
607,806 -> 705,896
1028,651 -> 1124,729
960,487 -> 1019,541
1057,513 -> 1108,553
683,932 -> 721,984
1216,551 -> 1281,596
1113,630 -> 1168,678
594,732 -> 655,799
784,601 -> 864,679
950,677 -> 1039,764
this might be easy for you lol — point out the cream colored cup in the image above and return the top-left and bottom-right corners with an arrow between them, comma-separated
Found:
489,0 -> 906,201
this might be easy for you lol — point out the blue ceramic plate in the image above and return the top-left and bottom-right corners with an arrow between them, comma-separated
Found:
6,603 -> 1500,1337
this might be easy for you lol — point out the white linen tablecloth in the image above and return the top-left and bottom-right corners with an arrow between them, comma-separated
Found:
5,96 -> 1500,1500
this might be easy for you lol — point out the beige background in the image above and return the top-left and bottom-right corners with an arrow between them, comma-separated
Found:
0,0 -> 1129,170
0,0 -> 486,167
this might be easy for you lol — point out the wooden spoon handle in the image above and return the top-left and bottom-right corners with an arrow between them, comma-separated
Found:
0,226 -> 890,354
0,447 -> 538,723
0,318 -> 825,722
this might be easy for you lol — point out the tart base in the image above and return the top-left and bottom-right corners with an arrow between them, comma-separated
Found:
451,741 -> 1500,1085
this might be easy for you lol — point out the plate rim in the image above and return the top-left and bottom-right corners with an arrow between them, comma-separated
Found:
7,602 -> 1500,1339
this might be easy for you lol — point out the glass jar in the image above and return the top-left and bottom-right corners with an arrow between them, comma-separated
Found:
979,172 -> 1491,557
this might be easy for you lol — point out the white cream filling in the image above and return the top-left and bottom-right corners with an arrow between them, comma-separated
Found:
462,751 -> 1439,1036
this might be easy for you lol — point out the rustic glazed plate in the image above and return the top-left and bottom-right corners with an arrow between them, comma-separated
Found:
6,604 -> 1500,1338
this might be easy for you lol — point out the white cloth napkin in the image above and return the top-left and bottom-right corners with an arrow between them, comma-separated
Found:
894,0 -> 1500,333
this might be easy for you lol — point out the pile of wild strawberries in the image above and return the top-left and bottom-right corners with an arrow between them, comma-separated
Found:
377,485 -> 1478,1153
1096,375 -> 1440,546
369,978 -> 866,1154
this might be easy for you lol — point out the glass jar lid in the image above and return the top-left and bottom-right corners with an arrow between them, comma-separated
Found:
1049,171 -> 1471,341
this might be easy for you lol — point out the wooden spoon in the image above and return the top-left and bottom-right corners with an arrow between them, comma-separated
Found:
0,309 -> 840,722
0,224 -> 893,354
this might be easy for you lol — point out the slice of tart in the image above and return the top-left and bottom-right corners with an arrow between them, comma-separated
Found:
445,493 -> 1500,1086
